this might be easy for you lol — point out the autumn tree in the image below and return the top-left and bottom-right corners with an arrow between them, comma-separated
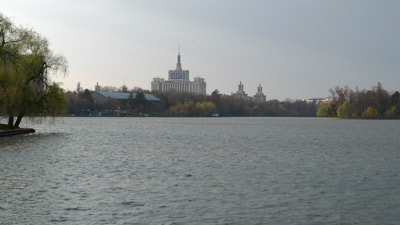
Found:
196,102 -> 216,116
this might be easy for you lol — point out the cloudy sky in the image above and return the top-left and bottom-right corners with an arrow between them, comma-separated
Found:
2,0 -> 399,100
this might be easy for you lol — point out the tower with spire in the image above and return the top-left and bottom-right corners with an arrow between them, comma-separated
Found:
176,48 -> 181,70
168,50 -> 189,81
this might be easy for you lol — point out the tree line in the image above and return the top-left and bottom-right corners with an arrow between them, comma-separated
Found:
317,82 -> 399,118
65,86 -> 317,117
66,82 -> 399,118
0,13 -> 67,128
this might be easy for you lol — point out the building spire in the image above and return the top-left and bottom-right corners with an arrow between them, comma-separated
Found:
176,47 -> 182,70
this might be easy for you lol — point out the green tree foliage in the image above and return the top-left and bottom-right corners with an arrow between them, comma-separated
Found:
390,91 -> 400,113
361,107 -> 377,118
133,91 -> 147,113
337,100 -> 357,119
249,105 -> 263,116
65,90 -> 95,115
279,104 -> 287,116
316,103 -> 329,117
317,102 -> 336,117
0,13 -> 67,128
126,92 -> 135,111
135,91 -> 147,106
327,104 -> 337,117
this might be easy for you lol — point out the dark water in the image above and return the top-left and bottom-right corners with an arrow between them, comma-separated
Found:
0,117 -> 399,224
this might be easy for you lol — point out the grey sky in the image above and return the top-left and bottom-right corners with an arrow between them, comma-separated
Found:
2,0 -> 399,100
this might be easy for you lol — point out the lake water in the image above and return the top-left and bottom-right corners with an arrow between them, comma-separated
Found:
0,117 -> 399,224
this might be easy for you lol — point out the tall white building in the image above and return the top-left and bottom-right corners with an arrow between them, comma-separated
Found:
232,81 -> 249,100
151,52 -> 206,95
254,84 -> 266,103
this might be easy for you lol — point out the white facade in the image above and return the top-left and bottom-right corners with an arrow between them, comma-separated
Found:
151,52 -> 206,95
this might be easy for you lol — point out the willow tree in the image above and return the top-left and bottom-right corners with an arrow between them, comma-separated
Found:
0,13 -> 24,127
337,100 -> 357,119
0,13 -> 67,128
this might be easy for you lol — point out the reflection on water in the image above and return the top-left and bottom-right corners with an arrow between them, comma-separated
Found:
1,118 -> 400,224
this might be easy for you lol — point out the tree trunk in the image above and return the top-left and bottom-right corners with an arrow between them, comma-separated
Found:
14,115 -> 24,128
7,116 -> 14,129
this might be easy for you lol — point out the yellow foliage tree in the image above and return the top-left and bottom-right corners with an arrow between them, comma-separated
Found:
361,107 -> 377,118
386,106 -> 397,118
169,101 -> 216,117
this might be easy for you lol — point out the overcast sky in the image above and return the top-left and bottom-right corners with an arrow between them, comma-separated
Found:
2,0 -> 399,100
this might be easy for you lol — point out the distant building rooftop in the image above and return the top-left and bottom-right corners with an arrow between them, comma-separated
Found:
91,91 -> 160,105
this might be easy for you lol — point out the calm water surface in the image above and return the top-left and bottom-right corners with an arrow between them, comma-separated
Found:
0,117 -> 399,224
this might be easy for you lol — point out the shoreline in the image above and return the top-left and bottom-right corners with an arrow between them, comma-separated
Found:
0,128 -> 36,137
325,117 -> 400,120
